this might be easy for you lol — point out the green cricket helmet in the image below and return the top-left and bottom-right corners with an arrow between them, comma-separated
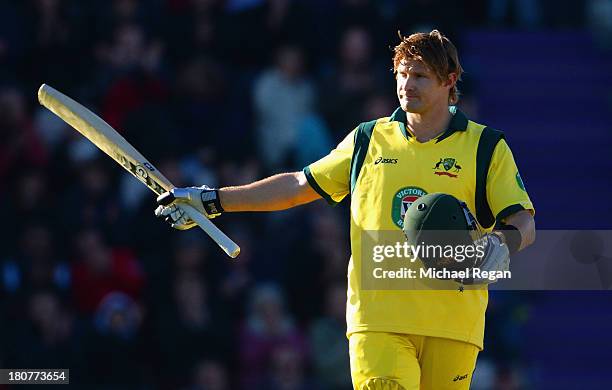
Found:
402,193 -> 481,271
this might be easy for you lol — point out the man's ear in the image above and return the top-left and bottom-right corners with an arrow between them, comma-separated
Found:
444,72 -> 458,88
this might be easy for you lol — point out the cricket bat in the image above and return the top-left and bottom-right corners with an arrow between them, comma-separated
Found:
37,84 -> 240,258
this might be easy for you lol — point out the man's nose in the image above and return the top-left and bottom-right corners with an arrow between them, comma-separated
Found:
399,76 -> 415,91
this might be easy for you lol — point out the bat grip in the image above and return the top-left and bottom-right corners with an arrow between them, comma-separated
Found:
179,204 -> 241,258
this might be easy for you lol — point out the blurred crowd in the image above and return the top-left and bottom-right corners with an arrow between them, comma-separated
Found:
0,0 -> 608,389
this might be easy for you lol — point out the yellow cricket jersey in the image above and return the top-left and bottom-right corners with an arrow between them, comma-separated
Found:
304,107 -> 534,349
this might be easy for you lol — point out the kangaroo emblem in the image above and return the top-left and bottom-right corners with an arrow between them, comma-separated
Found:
433,157 -> 461,178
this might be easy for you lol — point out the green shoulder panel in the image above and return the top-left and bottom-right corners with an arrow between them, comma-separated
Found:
303,165 -> 339,206
350,119 -> 378,194
475,126 -> 505,229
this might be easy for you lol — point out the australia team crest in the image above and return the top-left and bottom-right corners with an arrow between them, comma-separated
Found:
391,187 -> 427,228
433,157 -> 461,178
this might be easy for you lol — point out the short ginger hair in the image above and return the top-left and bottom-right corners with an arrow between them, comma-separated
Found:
393,30 -> 464,104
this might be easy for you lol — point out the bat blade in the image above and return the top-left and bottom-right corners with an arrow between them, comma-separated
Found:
38,84 -> 172,195
38,84 -> 240,258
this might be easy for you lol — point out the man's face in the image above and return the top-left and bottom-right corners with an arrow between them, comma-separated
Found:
396,59 -> 451,114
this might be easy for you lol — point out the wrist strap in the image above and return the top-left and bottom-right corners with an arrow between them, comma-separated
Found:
495,224 -> 521,254
201,189 -> 224,215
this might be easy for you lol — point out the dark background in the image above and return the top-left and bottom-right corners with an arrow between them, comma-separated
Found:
1,0 -> 611,389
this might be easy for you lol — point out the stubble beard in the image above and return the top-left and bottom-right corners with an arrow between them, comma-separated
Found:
401,99 -> 425,114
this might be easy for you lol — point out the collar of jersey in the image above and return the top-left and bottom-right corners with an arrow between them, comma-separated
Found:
389,105 -> 469,143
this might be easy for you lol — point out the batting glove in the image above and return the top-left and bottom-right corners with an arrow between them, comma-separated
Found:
154,185 -> 223,230
469,233 -> 510,284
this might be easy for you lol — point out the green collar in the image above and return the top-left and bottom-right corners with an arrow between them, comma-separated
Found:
390,106 -> 469,143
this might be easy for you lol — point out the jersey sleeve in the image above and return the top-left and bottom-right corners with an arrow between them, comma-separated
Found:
303,129 -> 355,205
486,139 -> 535,221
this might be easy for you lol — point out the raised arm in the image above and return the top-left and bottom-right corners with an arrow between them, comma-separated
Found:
156,127 -> 356,229
219,171 -> 321,212
154,171 -> 323,230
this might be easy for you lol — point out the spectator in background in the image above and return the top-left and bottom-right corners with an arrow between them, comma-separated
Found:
223,0 -> 313,69
95,22 -> 166,131
0,87 -> 48,186
155,273 -> 231,388
393,0 -> 464,38
4,290 -> 81,370
71,229 -> 144,314
309,283 -> 352,390
587,0 -> 612,49
219,226 -> 255,319
173,232 -> 214,278
239,283 -> 308,388
84,291 -> 152,386
91,0 -> 161,37
2,224 -> 70,295
282,204 -> 349,322
164,0 -> 227,62
93,291 -> 142,341
311,206 -> 349,285
488,0 -> 542,28
263,0 -> 311,49
362,91 -> 396,122
337,0 -> 381,28
33,103 -> 70,152
258,344 -> 320,390
145,230 -> 218,306
0,2 -> 26,76
320,26 -> 387,136
60,159 -> 123,238
188,359 -> 230,390
111,0 -> 142,22
171,55 -> 232,155
6,169 -> 55,231
253,44 -> 316,171
21,0 -> 77,90
295,115 -> 333,171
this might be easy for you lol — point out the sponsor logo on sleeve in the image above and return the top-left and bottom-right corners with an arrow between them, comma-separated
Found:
516,171 -> 526,191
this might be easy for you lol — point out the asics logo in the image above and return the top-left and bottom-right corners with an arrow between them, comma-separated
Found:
375,157 -> 398,165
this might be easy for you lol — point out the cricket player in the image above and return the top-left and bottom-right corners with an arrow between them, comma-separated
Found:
155,30 -> 536,389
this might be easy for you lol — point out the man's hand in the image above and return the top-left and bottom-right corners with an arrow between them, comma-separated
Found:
469,232 -> 510,284
154,185 -> 223,230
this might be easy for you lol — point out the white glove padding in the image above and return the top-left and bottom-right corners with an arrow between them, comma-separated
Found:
155,203 -> 195,230
154,186 -> 222,230
470,233 -> 510,284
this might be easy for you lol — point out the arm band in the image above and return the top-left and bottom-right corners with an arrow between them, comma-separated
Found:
201,189 -> 224,215
495,224 -> 522,254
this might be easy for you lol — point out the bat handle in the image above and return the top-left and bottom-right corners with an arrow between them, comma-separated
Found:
179,204 -> 241,258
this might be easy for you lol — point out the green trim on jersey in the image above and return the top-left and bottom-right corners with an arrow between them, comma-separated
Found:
350,119 -> 378,194
436,109 -> 469,143
496,204 -> 526,223
389,107 -> 409,139
304,166 -> 339,206
388,106 -> 469,142
475,126 -> 505,228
